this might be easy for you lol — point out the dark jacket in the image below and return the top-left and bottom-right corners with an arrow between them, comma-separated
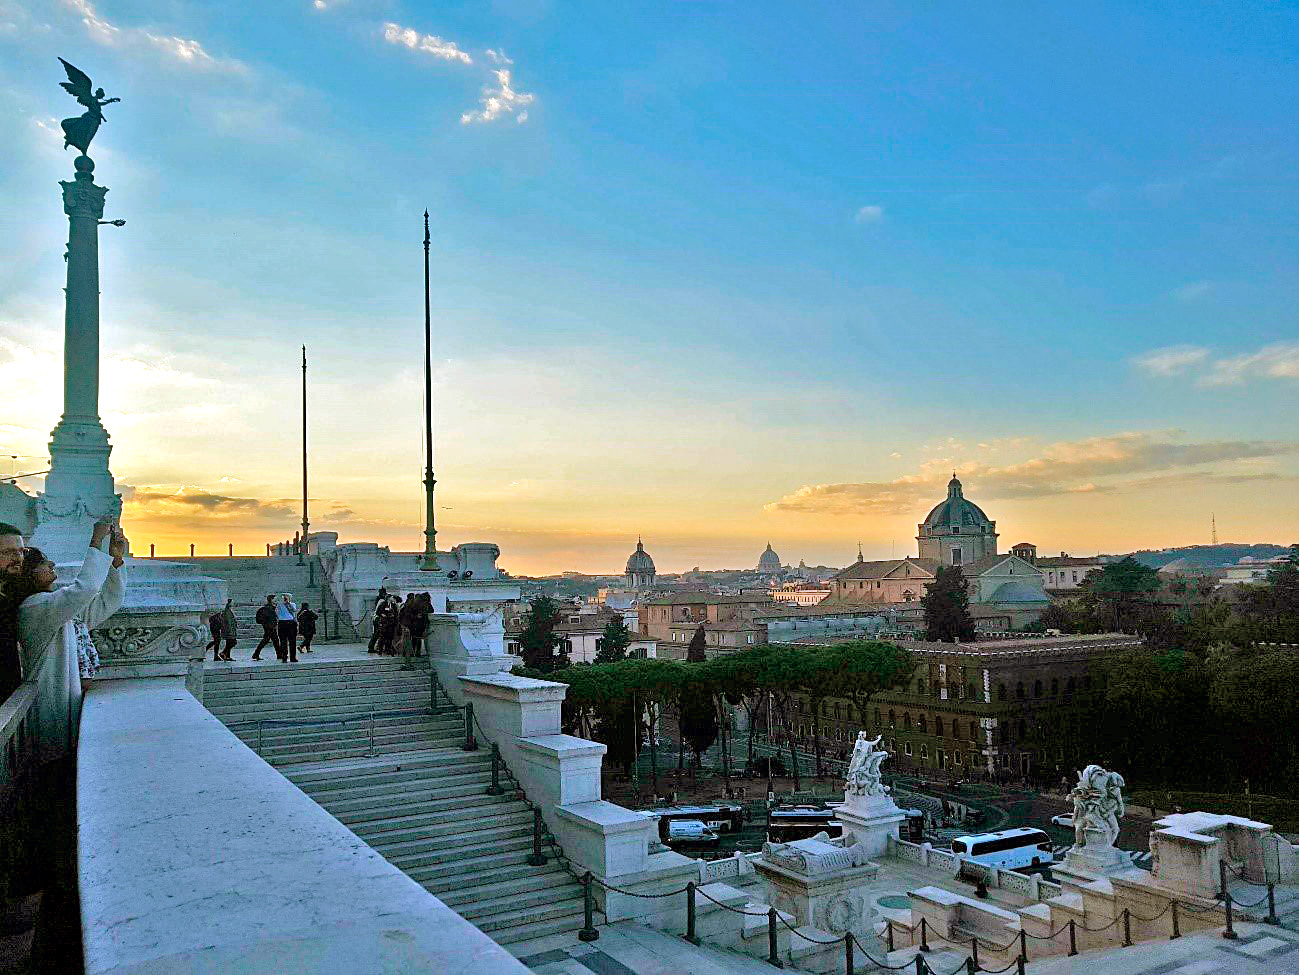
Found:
255,603 -> 276,629
298,608 -> 318,634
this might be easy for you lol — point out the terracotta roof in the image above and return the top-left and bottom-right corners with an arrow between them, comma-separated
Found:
1036,556 -> 1104,568
833,557 -> 938,581
643,592 -> 777,606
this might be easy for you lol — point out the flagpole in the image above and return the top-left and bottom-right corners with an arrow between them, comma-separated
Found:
299,344 -> 308,565
421,211 -> 439,570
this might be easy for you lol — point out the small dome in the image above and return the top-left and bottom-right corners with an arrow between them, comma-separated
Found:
758,543 -> 782,572
625,538 -> 655,575
921,476 -> 993,532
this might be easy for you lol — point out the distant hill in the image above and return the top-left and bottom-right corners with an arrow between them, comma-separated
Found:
1115,543 -> 1292,570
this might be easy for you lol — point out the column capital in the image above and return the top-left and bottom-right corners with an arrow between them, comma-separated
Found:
61,172 -> 108,219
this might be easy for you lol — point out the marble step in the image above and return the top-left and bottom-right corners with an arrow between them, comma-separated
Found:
263,737 -> 449,766
231,718 -> 459,749
212,694 -> 435,725
413,854 -> 564,890
254,726 -> 459,758
301,769 -> 494,807
348,805 -> 532,841
453,882 -> 585,923
433,868 -> 575,907
206,678 -> 433,704
470,894 -> 586,935
205,660 -> 424,682
284,750 -> 489,789
383,834 -> 536,873
330,790 -> 516,825
492,910 -> 590,947
366,821 -> 532,859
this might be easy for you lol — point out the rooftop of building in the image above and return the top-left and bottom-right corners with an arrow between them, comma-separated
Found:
642,591 -> 779,606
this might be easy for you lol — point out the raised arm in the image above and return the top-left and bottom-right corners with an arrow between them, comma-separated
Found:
18,540 -> 114,675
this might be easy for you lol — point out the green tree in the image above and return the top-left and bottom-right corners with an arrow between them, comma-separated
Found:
1080,558 -> 1160,633
518,596 -> 567,672
687,624 -> 708,662
922,566 -> 976,642
594,615 -> 632,664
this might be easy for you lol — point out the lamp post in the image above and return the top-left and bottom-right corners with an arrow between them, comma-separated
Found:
299,344 -> 308,566
419,211 -> 439,571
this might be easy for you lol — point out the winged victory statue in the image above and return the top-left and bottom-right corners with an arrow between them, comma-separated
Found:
57,58 -> 120,155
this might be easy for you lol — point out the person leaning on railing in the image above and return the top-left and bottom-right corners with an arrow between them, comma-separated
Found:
0,522 -> 27,704
12,520 -> 127,765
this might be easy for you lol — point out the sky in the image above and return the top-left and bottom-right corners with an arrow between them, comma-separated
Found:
0,1 -> 1296,576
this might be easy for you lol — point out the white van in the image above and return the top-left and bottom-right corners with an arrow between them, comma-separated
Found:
951,828 -> 1054,870
666,819 -> 720,847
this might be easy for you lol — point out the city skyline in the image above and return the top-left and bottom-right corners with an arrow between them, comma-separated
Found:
1,1 -> 1296,575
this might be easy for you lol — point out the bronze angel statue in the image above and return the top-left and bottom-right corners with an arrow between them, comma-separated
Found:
58,58 -> 119,155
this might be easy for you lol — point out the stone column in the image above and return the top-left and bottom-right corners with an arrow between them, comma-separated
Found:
31,153 -> 121,564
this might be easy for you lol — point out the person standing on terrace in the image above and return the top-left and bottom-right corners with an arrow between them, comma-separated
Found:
13,520 -> 126,764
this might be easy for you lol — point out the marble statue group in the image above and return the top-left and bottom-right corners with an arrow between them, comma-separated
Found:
1069,764 -> 1126,848
844,732 -> 889,798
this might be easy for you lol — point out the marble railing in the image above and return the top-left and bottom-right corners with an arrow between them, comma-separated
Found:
0,662 -> 45,903
78,677 -> 529,974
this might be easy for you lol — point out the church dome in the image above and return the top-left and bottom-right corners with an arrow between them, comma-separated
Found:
625,539 -> 655,575
921,476 -> 993,532
758,543 -> 782,572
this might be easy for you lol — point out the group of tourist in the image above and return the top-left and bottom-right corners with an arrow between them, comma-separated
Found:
367,587 -> 432,667
207,595 -> 318,663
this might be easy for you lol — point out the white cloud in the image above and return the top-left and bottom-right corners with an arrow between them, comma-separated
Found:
765,431 -> 1297,515
381,22 -> 473,64
1203,342 -> 1299,386
62,0 -> 242,73
485,48 -> 513,65
460,68 -> 535,124
1134,342 -> 1299,386
854,205 -> 884,224
1133,345 -> 1210,377
1171,281 -> 1213,302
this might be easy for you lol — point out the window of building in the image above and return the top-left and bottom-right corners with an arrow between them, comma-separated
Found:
874,708 -> 881,727
918,715 -> 927,734
968,682 -> 977,700
999,725 -> 1009,744
888,710 -> 895,727
904,742 -> 913,756
920,744 -> 929,760
1018,719 -> 1027,739
1051,678 -> 1059,696
917,679 -> 926,695
1083,675 -> 1092,689
952,547 -> 963,566
1034,680 -> 1043,698
904,713 -> 912,730
1072,571 -> 1078,583
969,721 -> 978,741
935,717 -> 944,737
1067,677 -> 1076,694
1016,682 -> 1025,700
997,684 -> 1007,702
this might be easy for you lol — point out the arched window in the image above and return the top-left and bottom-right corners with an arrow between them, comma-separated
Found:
935,717 -> 944,738
918,715 -> 927,734
1034,680 -> 1043,698
920,744 -> 929,761
969,721 -> 978,741
1051,678 -> 1059,696
997,684 -> 1007,702
833,703 -> 841,720
1016,682 -> 1025,700
904,713 -> 912,731
1018,719 -> 1027,739
968,682 -> 976,700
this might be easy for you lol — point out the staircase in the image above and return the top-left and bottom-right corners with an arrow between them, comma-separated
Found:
201,656 -> 589,948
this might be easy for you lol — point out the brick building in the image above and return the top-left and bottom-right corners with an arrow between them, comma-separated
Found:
638,592 -> 777,657
788,634 -> 1142,782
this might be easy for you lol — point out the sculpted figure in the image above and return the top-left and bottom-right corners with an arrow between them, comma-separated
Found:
1069,764 -> 1125,848
845,732 -> 888,797
58,59 -> 119,155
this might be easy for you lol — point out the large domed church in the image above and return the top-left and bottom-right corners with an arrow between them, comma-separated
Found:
624,538 -> 656,589
917,475 -> 998,567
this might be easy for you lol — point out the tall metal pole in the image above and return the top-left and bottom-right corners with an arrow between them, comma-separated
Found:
299,344 -> 308,565
420,211 -> 439,570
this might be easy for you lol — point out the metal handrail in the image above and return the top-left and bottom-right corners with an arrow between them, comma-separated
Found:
225,705 -> 449,756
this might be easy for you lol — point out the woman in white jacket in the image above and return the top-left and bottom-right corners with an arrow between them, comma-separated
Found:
15,520 -> 126,766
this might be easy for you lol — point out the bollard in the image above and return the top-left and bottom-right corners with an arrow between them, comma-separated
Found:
463,701 -> 477,751
886,920 -> 895,952
579,871 -> 599,942
1171,899 -> 1181,939
1266,883 -> 1279,925
1220,860 -> 1238,940
920,916 -> 930,952
966,958 -> 975,975
150,543 -> 155,558
844,931 -> 853,975
189,543 -> 195,556
1123,908 -> 1132,946
1068,918 -> 1077,956
914,955 -> 925,975
1018,929 -> 1027,962
1016,956 -> 1026,975
971,936 -> 980,970
527,808 -> 547,866
685,882 -> 699,945
228,543 -> 233,556
487,743 -> 504,795
767,907 -> 782,968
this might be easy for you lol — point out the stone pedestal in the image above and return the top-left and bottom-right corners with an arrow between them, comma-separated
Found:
835,791 -> 907,858
1053,828 -> 1134,893
755,836 -> 880,939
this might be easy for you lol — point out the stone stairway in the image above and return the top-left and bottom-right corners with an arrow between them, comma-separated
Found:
201,656 -> 590,947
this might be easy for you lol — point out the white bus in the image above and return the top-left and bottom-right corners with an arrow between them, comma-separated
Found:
950,828 -> 1054,870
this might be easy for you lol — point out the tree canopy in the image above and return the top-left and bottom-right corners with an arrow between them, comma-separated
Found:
922,565 -> 976,642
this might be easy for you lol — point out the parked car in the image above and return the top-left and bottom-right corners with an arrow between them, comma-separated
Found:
665,819 -> 720,847
1050,814 -> 1074,828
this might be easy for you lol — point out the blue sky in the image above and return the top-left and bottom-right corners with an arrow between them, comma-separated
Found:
0,0 -> 1296,573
